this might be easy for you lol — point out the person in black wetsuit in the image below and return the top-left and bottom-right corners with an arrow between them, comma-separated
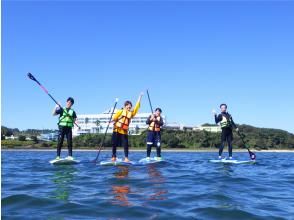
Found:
52,97 -> 77,160
146,108 -> 164,160
213,104 -> 238,160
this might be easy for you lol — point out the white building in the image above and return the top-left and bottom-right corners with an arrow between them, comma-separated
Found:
193,124 -> 222,133
73,109 -> 166,136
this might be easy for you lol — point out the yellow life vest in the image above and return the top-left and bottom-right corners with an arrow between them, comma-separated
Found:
114,110 -> 132,131
148,116 -> 161,132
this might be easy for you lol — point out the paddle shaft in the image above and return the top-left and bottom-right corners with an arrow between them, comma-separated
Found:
94,100 -> 118,162
27,73 -> 80,128
147,89 -> 154,114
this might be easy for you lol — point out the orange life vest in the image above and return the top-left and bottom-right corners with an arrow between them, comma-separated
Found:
114,110 -> 132,131
148,116 -> 161,132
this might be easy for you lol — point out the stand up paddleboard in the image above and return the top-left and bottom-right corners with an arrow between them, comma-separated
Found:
50,158 -> 80,165
100,158 -> 135,166
138,157 -> 164,165
209,158 -> 256,164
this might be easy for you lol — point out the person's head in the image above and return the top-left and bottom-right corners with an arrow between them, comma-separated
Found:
66,97 -> 74,108
124,101 -> 133,111
220,104 -> 227,113
154,108 -> 162,117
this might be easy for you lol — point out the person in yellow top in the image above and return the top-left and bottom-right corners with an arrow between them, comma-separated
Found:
111,92 -> 143,162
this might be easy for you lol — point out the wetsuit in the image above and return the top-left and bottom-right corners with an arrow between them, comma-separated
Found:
215,112 -> 237,157
146,115 -> 164,157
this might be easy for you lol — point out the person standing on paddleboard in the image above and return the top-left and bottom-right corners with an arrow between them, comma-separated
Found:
111,93 -> 143,163
146,108 -> 164,161
213,104 -> 238,160
53,97 -> 77,160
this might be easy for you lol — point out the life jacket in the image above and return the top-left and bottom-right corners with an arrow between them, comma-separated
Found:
58,108 -> 74,127
220,113 -> 232,128
148,116 -> 161,132
114,109 -> 132,131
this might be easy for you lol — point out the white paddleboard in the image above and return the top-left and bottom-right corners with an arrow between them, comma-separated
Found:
100,158 -> 134,166
209,158 -> 256,164
50,158 -> 80,165
138,157 -> 164,164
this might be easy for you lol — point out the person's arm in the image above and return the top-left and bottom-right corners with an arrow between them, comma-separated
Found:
52,105 -> 62,116
73,111 -> 78,124
132,92 -> 143,117
146,115 -> 152,125
215,114 -> 222,124
112,109 -> 123,121
230,115 -> 238,130
157,117 -> 164,126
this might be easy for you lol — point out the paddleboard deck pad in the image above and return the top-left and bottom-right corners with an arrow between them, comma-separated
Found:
209,158 -> 256,164
138,157 -> 164,164
100,158 -> 135,166
50,158 -> 80,165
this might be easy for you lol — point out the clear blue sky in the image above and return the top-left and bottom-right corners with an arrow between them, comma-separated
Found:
2,0 -> 294,133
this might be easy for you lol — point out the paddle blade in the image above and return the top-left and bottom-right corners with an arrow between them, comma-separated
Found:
27,72 -> 36,81
248,149 -> 256,160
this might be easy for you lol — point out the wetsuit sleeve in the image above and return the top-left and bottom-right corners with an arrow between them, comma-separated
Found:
73,111 -> 77,119
230,115 -> 237,129
55,108 -> 63,116
157,117 -> 164,126
132,100 -> 141,117
112,109 -> 123,121
146,115 -> 152,125
215,114 -> 222,124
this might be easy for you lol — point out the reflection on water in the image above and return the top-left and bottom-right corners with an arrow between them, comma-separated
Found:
146,164 -> 168,201
50,166 -> 76,201
112,166 -> 131,207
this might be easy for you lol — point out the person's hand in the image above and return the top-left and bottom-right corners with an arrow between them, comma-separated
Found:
212,109 -> 217,116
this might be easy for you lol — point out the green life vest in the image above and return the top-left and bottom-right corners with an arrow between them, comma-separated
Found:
58,108 -> 74,127
220,114 -> 232,128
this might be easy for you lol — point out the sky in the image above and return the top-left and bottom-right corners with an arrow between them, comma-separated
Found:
2,0 -> 294,133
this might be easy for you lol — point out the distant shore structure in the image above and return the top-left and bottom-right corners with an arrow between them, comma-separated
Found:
73,109 -> 221,136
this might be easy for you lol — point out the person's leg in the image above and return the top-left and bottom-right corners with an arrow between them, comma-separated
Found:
57,126 -> 65,157
155,132 -> 161,158
227,130 -> 233,158
146,131 -> 153,158
219,130 -> 226,158
122,134 -> 129,159
66,127 -> 73,157
112,132 -> 118,158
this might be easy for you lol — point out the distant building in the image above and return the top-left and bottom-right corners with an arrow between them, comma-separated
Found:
73,109 -> 166,136
193,124 -> 221,133
39,132 -> 59,141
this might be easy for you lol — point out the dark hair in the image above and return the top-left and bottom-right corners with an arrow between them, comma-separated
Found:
67,97 -> 74,105
124,101 -> 132,107
220,103 -> 227,108
155,108 -> 162,113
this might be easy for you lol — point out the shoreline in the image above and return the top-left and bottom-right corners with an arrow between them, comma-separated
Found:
1,148 -> 294,153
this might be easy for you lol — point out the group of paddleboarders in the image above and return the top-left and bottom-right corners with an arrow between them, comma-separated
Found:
53,94 -> 238,162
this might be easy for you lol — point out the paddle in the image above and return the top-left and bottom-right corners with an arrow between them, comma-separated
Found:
236,129 -> 256,160
93,98 -> 119,163
146,89 -> 154,113
27,72 -> 80,129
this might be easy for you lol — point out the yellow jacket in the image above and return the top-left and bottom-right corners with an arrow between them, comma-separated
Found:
113,101 -> 141,135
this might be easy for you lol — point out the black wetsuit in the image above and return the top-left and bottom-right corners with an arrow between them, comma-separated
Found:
55,108 -> 77,157
146,116 -> 164,157
215,112 -> 236,157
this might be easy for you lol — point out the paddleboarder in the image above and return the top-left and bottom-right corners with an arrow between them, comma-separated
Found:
146,108 -> 164,161
213,104 -> 238,160
53,97 -> 77,160
111,92 -> 143,162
